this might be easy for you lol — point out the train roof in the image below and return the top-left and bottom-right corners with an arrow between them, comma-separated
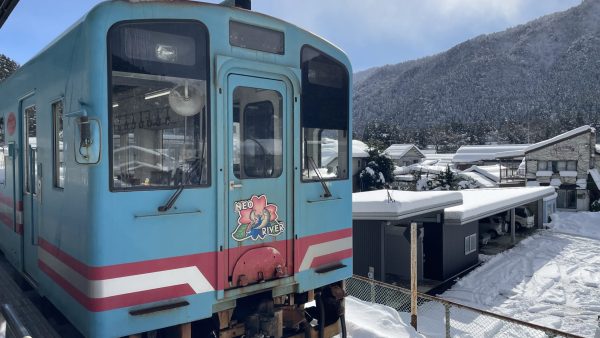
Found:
4,0 -> 349,82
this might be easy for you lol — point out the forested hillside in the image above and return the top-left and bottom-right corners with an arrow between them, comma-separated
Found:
354,0 -> 600,151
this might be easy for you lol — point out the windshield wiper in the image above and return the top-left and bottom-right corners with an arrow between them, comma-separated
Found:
158,109 -> 208,212
158,183 -> 185,212
308,156 -> 332,198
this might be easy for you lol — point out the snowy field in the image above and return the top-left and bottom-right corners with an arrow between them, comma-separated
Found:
433,212 -> 600,337
342,212 -> 600,337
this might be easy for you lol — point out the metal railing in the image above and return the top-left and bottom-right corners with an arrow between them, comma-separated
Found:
346,275 -> 584,338
0,304 -> 32,338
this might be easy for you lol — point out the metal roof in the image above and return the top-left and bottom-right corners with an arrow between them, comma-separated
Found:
0,0 -> 19,28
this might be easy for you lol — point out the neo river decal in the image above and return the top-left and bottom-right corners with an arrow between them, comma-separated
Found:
232,194 -> 285,241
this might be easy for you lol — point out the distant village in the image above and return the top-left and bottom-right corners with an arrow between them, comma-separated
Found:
348,124 -> 600,290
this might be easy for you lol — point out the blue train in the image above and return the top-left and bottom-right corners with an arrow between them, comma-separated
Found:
0,1 -> 352,337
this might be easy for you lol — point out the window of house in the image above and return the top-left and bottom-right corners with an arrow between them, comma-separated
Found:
552,161 -> 566,173
557,189 -> 577,209
53,101 -> 65,188
537,160 -> 548,171
301,45 -> 349,181
566,160 -> 577,171
464,233 -> 477,255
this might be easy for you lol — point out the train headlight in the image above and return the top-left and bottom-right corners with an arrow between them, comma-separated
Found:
155,44 -> 178,62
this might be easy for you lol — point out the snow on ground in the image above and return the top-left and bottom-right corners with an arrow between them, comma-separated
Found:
430,212 -> 600,337
338,296 -> 423,338
547,212 -> 600,240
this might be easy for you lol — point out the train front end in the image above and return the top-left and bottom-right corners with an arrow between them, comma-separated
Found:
40,1 -> 353,336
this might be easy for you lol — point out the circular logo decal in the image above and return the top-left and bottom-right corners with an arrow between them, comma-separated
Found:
7,113 -> 16,136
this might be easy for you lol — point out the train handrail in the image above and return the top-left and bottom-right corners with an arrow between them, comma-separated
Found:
1,303 -> 32,338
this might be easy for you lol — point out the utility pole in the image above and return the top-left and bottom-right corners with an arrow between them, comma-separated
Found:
410,222 -> 418,330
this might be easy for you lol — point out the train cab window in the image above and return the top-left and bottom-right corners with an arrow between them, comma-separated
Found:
52,101 -> 65,188
300,46 -> 349,181
232,87 -> 283,179
108,21 -> 210,190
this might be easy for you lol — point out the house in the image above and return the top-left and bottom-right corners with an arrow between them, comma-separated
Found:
522,125 -> 596,211
453,144 -> 529,170
323,139 -> 369,192
383,144 -> 425,167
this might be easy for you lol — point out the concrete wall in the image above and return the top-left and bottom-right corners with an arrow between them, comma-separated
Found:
442,221 -> 479,280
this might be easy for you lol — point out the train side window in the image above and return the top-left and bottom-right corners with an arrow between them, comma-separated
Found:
24,106 -> 37,194
52,101 -> 65,188
0,116 -> 5,185
300,46 -> 349,181
108,21 -> 210,191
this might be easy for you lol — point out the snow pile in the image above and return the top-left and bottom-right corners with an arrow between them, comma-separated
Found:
338,296 -> 423,338
434,212 -> 600,337
547,212 -> 600,240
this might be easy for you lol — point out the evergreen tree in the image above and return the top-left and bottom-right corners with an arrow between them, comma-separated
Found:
359,148 -> 395,191
0,54 -> 19,82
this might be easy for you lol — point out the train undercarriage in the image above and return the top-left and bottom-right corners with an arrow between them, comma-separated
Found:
126,282 -> 347,338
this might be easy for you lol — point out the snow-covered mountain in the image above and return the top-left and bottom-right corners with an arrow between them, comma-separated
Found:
354,0 -> 600,147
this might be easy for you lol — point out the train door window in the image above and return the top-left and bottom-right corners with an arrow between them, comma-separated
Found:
300,46 -> 349,181
108,21 -> 210,190
52,101 -> 64,188
0,116 -> 5,185
24,106 -> 37,194
232,87 -> 283,179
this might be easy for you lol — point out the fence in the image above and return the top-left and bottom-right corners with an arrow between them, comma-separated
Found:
346,275 -> 584,338
0,304 -> 32,338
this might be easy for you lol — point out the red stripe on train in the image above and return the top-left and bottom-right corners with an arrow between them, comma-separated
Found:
38,238 -> 218,288
39,260 -> 195,312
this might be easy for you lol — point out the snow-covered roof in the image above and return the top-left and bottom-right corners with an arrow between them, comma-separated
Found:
460,172 -> 497,188
461,165 -> 500,182
383,144 -> 425,159
495,149 -> 526,159
444,187 -> 555,225
425,153 -> 454,161
525,125 -> 594,154
352,190 -> 462,220
352,140 -> 369,158
453,144 -> 530,163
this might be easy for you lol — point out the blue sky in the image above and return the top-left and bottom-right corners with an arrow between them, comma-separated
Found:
0,0 -> 580,71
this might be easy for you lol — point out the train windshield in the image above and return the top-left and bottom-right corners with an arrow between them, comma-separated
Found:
108,21 -> 209,190
301,46 -> 349,181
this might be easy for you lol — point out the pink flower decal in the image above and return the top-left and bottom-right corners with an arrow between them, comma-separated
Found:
232,195 -> 285,241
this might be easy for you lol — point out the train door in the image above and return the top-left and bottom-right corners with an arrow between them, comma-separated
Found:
226,74 -> 292,288
20,97 -> 40,277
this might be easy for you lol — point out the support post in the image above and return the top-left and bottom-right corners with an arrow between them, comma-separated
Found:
511,208 -> 516,244
445,304 -> 451,338
410,222 -> 418,330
